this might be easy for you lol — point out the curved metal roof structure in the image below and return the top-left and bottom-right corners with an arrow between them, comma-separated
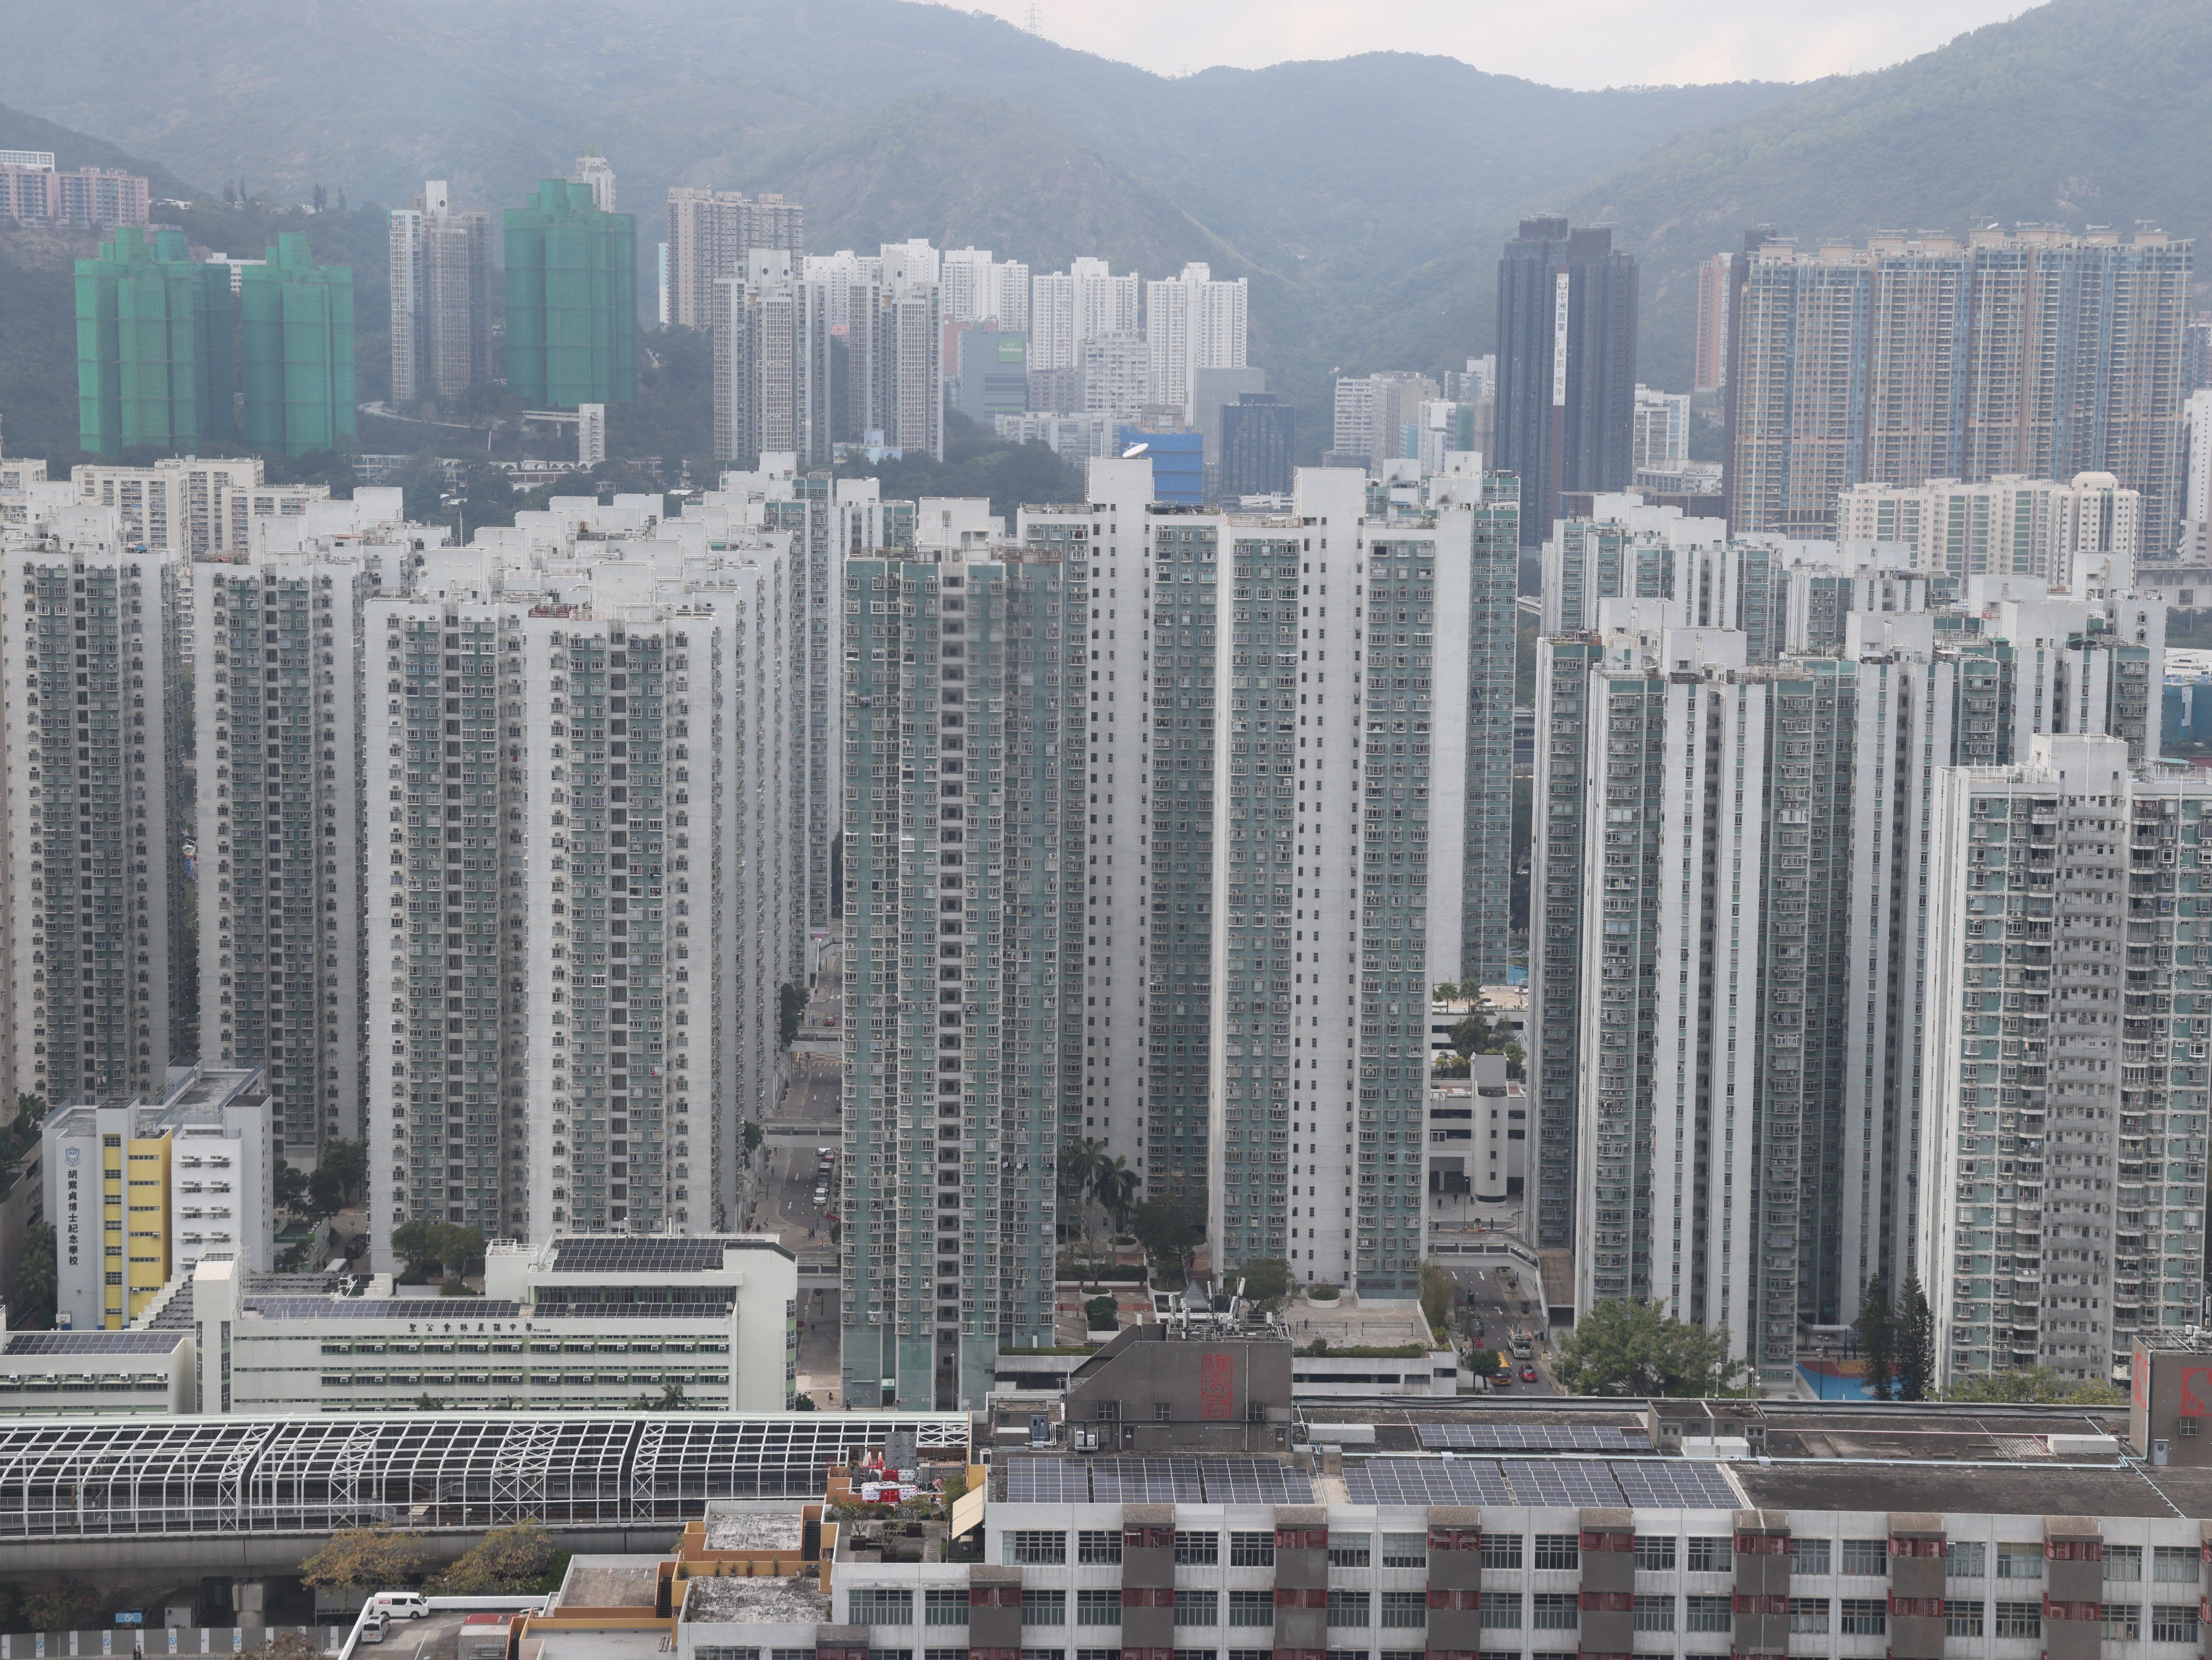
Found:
0,1412 -> 967,1538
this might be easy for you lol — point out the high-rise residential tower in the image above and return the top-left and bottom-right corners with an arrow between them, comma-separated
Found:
1144,262 -> 1249,423
504,179 -> 637,408
847,276 -> 943,461
1692,251 -> 1731,394
1494,217 -> 1640,547
389,181 -> 495,407
365,546 -> 795,1264
3,529 -> 188,1104
240,233 -> 356,457
665,187 -> 806,332
74,227 -> 235,456
1921,734 -> 2212,1385
1725,227 -> 2193,552
710,251 -> 833,467
1029,258 -> 1141,374
196,555 -> 376,1170
838,538 -> 1084,1409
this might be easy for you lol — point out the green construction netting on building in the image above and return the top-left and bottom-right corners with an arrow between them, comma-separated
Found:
240,232 -> 356,457
75,227 -> 235,456
504,178 -> 637,408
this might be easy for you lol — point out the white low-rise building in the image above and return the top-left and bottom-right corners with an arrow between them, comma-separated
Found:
185,1234 -> 799,1414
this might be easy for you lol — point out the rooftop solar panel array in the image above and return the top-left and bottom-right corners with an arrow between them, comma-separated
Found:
1090,1456 -> 1206,1501
1501,1460 -> 1626,1506
1340,1455 -> 1739,1510
1342,1457 -> 1516,1506
1418,1423 -> 1651,1452
1005,1457 -> 1092,1503
244,1298 -> 527,1320
1609,1460 -> 1742,1508
549,1237 -> 736,1274
1001,1455 -> 1314,1503
2,1331 -> 184,1355
1198,1457 -> 1313,1503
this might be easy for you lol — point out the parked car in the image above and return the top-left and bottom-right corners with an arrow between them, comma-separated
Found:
359,1614 -> 391,1645
368,1592 -> 430,1620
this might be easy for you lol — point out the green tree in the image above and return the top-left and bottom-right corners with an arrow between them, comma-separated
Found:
1084,1293 -> 1120,1331
779,982 -> 810,1049
0,1094 -> 46,1202
1550,1300 -> 1751,1397
298,1526 -> 430,1595
1130,1197 -> 1202,1283
432,1520 -> 556,1593
274,1162 -> 311,1216
14,1220 -> 57,1327
1855,1272 -> 1896,1402
1419,1260 -> 1456,1335
391,1220 -> 484,1279
1940,1366 -> 2128,1406
1894,1273 -> 1935,1402
1091,1155 -> 1139,1234
1059,1138 -> 1105,1205
1236,1258 -> 1293,1312
22,1578 -> 98,1631
793,1392 -> 818,1411
318,1139 -> 368,1203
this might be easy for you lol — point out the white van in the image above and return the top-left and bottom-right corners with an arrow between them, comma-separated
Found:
368,1592 -> 430,1619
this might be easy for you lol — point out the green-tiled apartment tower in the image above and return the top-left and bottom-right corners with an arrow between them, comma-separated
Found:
840,548 -> 1084,1409
75,227 -> 234,456
238,233 -> 355,456
505,179 -> 637,407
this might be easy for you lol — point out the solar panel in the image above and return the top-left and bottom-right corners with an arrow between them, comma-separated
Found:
1,1331 -> 183,1355
1004,1456 -> 1091,1503
1609,1460 -> 1741,1509
1197,1457 -> 1313,1503
243,1298 -> 528,1319
1089,1456 -> 1205,1501
1418,1423 -> 1651,1452
1500,1460 -> 1624,1506
549,1237 -> 738,1274
1341,1457 -> 1514,1506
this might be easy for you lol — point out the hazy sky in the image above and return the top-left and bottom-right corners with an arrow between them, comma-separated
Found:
977,0 -> 2030,87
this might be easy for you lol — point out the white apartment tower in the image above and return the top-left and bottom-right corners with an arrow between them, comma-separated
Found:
710,251 -> 834,467
365,551 -> 795,1265
388,181 -> 495,407
196,557 -> 375,1169
665,186 -> 805,332
1145,262 -> 1249,423
3,529 -> 187,1103
1921,734 -> 2212,1385
1030,258 -> 1141,373
940,247 -> 1030,333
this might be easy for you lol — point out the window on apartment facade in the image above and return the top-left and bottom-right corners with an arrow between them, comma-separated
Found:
1788,1537 -> 1831,1575
1838,1599 -> 1887,1636
1635,1536 -> 1677,1571
1327,1593 -> 1370,1629
1329,1534 -> 1371,1568
1530,1595 -> 1578,1631
851,1591 -> 915,1624
2153,1605 -> 2202,1644
1023,1592 -> 1067,1627
1683,1596 -> 1732,1633
1174,1592 -> 1217,1628
925,1591 -> 968,1627
1944,1602 -> 1983,1638
1175,1531 -> 1219,1566
1380,1533 -> 1427,1568
1631,1596 -> 1674,1632
1789,1598 -> 1831,1635
1078,1530 -> 1123,1565
1229,1531 -> 1275,1568
1482,1535 -> 1523,1571
1947,1542 -> 1986,1578
1840,1539 -> 1889,1576
2154,1547 -> 2199,1582
2102,1604 -> 2141,1640
1533,1535 -> 1580,1571
1685,1538 -> 1732,1574
1992,1602 -> 2042,1639
2105,1546 -> 2143,1581
1228,1592 -> 1272,1628
1379,1594 -> 1426,1630
1007,1531 -> 1068,1565
1075,1592 -> 1122,1628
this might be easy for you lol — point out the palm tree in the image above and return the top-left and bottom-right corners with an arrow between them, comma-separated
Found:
1058,1138 -> 1105,1214
1092,1157 -> 1140,1238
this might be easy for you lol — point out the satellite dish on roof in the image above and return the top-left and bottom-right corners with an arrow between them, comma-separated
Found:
1122,443 -> 1150,459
